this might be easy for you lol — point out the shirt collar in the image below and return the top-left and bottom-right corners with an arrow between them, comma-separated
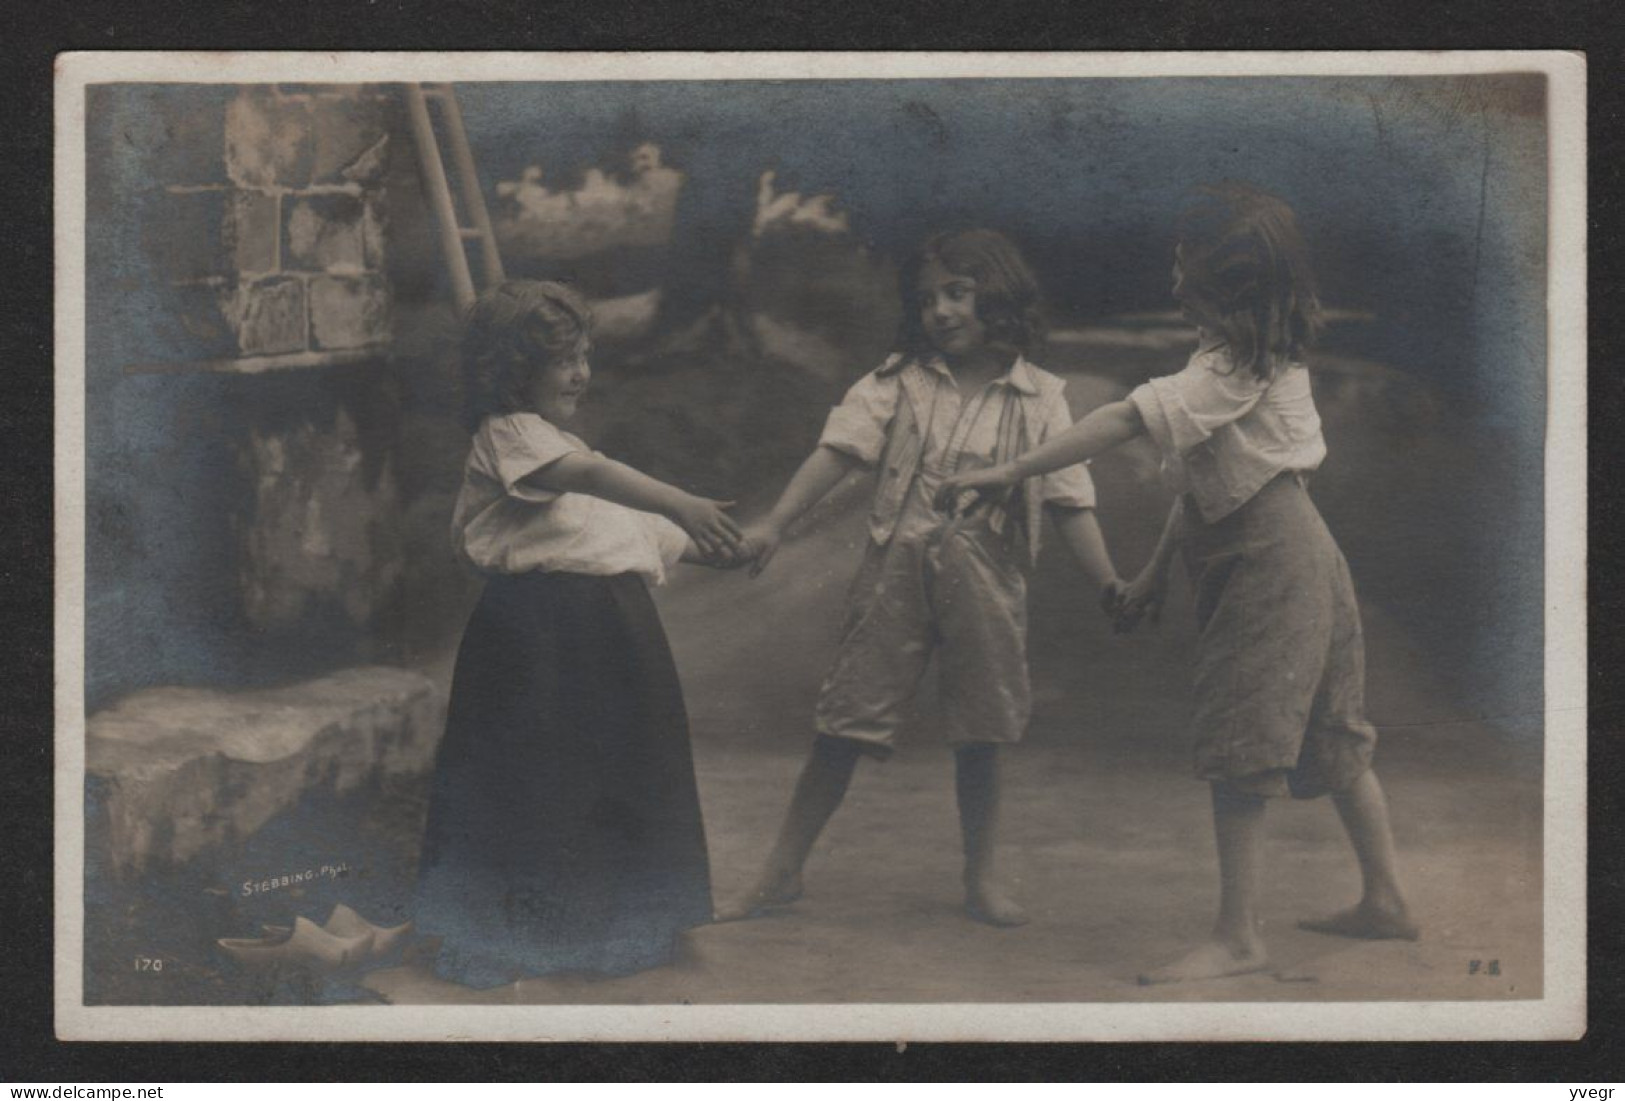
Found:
1004,356 -> 1041,396
910,353 -> 1041,396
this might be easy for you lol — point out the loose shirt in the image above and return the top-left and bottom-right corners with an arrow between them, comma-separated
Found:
452,413 -> 689,583
1128,341 -> 1327,523
819,353 -> 1097,547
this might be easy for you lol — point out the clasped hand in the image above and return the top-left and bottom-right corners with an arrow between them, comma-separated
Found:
931,463 -> 1021,518
675,496 -> 750,567
1109,563 -> 1169,634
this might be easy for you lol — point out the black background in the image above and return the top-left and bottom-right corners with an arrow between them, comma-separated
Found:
4,0 -> 1620,1081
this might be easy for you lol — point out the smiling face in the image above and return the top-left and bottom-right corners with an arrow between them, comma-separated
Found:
525,335 -> 592,424
917,258 -> 990,361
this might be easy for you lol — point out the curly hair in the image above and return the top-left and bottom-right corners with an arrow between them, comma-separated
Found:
460,280 -> 594,432
1176,182 -> 1322,381
895,228 -> 1047,359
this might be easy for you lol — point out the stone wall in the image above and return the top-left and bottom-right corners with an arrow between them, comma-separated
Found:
80,89 -> 466,997
144,86 -> 393,368
84,84 -> 464,711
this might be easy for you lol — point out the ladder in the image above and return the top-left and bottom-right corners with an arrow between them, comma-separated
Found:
403,83 -> 506,313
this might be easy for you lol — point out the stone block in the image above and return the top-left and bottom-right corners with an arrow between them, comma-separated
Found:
226,190 -> 281,275
225,90 -> 313,190
86,666 -> 444,874
362,196 -> 387,271
309,94 -> 390,185
309,274 -> 389,350
152,190 -> 280,281
283,194 -> 367,273
221,276 -> 309,357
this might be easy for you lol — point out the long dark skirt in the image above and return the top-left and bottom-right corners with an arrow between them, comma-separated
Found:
413,571 -> 713,988
1182,473 -> 1378,799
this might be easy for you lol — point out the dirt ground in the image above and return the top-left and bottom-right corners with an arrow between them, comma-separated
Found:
365,366 -> 1543,1008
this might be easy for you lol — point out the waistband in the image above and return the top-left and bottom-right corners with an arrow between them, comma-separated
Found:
477,568 -> 645,587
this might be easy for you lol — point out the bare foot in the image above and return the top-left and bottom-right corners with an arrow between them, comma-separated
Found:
1298,902 -> 1420,941
1138,939 -> 1270,985
713,871 -> 804,922
965,880 -> 1030,927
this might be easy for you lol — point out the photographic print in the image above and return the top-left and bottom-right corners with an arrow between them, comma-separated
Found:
54,52 -> 1585,1041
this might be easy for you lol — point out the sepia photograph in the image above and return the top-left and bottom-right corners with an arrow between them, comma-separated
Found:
53,51 -> 1585,1042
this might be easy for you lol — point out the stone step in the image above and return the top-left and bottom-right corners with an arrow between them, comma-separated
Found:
87,666 -> 444,876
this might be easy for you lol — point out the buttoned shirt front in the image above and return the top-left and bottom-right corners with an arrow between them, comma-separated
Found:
1128,342 -> 1327,523
819,353 -> 1096,554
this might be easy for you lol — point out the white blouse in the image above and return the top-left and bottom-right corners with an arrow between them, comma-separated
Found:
451,413 -> 689,584
1128,342 -> 1328,523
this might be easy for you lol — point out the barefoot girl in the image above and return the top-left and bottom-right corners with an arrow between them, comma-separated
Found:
414,280 -> 744,987
719,229 -> 1122,927
936,184 -> 1416,982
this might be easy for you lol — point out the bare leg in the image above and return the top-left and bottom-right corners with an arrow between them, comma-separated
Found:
957,744 -> 1029,927
713,736 -> 864,922
1140,782 -> 1271,984
1299,769 -> 1420,940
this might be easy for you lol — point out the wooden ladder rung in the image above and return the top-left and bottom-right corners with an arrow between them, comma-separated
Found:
402,82 -> 506,313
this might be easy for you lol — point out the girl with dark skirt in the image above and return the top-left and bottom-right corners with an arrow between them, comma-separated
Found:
936,183 -> 1417,985
414,280 -> 743,988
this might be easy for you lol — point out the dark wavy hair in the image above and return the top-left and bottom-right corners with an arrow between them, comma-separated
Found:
895,228 -> 1047,359
460,280 -> 593,432
1176,182 -> 1322,380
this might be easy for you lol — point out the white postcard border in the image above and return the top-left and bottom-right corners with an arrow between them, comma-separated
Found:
54,49 -> 1587,1043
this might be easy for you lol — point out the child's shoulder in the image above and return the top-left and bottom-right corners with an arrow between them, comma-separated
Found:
1186,340 -> 1233,372
841,353 -> 913,399
1015,357 -> 1070,403
1020,357 -> 1066,386
869,351 -> 912,378
476,412 -> 585,455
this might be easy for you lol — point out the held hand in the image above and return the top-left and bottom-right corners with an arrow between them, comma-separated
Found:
687,538 -> 750,570
931,464 -> 1021,517
739,519 -> 785,579
674,496 -> 745,562
1099,577 -> 1128,619
1114,561 -> 1170,634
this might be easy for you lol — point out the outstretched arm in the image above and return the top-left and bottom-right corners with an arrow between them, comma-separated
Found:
1048,506 -> 1121,602
742,445 -> 865,577
525,452 -> 743,560
1118,497 -> 1184,630
934,400 -> 1146,513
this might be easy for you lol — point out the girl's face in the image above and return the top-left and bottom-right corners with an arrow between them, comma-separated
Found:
525,336 -> 592,423
917,258 -> 989,360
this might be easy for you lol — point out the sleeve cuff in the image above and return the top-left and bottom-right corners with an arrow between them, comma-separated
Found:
504,470 -> 564,504
1129,380 -> 1179,457
491,415 -> 584,502
818,405 -> 885,466
1041,462 -> 1098,509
